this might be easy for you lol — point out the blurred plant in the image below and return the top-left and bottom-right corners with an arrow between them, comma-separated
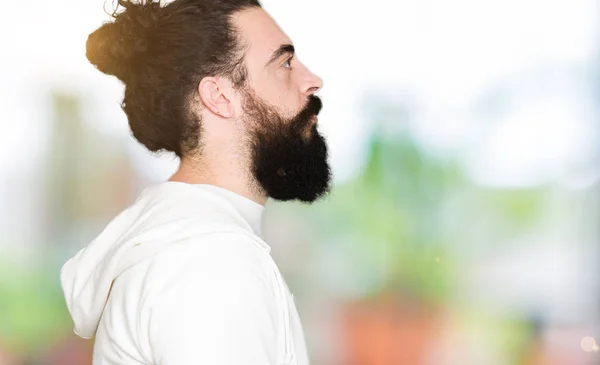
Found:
302,100 -> 547,305
0,254 -> 71,356
310,129 -> 465,304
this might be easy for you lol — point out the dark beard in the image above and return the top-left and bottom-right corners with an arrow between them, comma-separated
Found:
241,89 -> 332,203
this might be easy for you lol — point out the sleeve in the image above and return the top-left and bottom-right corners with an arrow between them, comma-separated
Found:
146,234 -> 280,365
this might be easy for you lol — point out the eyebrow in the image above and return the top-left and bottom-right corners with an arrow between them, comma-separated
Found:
265,44 -> 295,67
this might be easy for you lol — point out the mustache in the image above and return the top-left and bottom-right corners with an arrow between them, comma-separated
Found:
295,95 -> 323,122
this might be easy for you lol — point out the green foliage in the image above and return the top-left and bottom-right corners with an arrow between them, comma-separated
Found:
312,131 -> 464,302
475,189 -> 547,230
311,125 -> 547,303
0,259 -> 70,355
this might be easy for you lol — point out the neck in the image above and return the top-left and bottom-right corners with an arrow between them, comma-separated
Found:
168,152 -> 268,206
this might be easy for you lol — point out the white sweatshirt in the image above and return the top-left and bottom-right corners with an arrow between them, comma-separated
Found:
60,182 -> 310,365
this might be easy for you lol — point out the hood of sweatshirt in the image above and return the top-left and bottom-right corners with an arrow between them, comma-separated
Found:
59,181 -> 269,339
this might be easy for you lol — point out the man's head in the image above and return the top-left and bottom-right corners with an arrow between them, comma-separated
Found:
87,0 -> 331,203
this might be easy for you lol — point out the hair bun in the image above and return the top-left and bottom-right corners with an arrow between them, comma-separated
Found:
86,0 -> 162,82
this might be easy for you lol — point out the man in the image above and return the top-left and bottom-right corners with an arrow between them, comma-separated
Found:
60,0 -> 332,364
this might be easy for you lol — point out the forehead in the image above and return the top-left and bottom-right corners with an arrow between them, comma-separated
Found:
232,8 -> 292,68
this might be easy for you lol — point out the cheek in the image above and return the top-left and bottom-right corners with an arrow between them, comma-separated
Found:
266,83 -> 302,116
255,71 -> 304,116
278,75 -> 307,113
260,73 -> 290,100
280,94 -> 305,118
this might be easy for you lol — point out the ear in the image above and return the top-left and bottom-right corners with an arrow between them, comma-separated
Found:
198,77 -> 234,118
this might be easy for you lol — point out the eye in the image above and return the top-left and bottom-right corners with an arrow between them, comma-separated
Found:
283,57 -> 293,69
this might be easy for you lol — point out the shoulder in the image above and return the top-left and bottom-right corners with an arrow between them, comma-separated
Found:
140,231 -> 277,308
106,231 -> 280,362
134,232 -> 283,364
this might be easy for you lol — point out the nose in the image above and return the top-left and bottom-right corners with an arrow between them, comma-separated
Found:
301,63 -> 324,96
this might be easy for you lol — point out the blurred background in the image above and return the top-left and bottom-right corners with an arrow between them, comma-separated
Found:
1,0 -> 600,364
